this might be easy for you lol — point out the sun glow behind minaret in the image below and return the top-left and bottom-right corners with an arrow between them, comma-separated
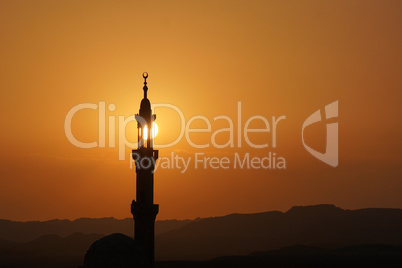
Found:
143,122 -> 158,140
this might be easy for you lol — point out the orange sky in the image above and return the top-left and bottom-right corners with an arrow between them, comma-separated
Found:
0,0 -> 401,221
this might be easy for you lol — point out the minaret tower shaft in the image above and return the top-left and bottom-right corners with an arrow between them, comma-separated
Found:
131,72 -> 159,267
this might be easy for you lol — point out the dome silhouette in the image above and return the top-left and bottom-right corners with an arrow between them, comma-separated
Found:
83,233 -> 147,268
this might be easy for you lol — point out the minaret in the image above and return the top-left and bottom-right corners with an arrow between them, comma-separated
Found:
131,72 -> 159,267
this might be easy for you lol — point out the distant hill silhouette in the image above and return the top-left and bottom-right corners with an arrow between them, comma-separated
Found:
1,204 -> 402,267
156,204 -> 402,260
0,217 -> 193,243
0,233 -> 104,268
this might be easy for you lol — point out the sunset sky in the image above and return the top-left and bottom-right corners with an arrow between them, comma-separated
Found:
0,0 -> 401,221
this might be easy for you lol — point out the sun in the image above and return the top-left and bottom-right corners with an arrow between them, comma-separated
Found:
143,122 -> 158,140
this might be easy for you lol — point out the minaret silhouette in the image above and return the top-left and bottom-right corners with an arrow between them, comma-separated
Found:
131,72 -> 159,267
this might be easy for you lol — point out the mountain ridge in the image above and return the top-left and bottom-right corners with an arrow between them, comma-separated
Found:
0,217 -> 193,243
0,204 -> 402,262
155,204 -> 402,260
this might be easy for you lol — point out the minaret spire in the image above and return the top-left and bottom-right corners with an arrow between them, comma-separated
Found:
143,72 -> 148,99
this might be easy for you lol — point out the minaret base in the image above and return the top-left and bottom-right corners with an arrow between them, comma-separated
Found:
131,200 -> 159,267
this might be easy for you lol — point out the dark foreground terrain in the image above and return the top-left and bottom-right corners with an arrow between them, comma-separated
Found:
156,244 -> 402,268
0,205 -> 402,267
1,244 -> 401,268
